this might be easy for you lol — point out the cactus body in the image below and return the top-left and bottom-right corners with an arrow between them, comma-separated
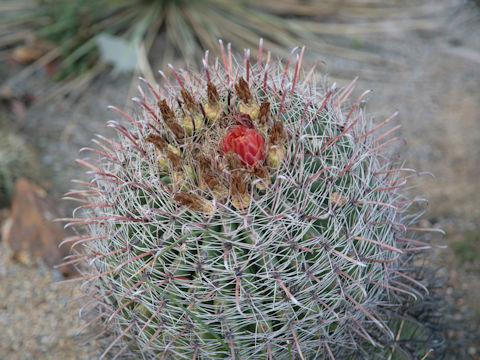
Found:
66,43 -> 435,359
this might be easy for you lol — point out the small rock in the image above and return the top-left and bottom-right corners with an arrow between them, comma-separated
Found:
10,40 -> 52,64
2,178 -> 75,276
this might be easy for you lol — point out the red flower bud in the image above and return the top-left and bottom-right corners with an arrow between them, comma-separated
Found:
221,126 -> 265,167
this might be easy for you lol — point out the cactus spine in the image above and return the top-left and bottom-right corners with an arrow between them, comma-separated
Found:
64,41 -> 437,359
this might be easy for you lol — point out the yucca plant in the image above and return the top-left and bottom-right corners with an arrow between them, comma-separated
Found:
61,41 -> 444,359
1,0 -> 443,98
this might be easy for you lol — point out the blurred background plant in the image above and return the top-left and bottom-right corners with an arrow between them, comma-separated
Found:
0,0 -> 449,100
0,119 -> 41,207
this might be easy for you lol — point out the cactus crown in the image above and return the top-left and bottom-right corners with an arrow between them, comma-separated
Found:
64,41 -> 434,359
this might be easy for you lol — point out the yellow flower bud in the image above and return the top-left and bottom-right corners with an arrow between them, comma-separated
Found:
172,165 -> 195,191
184,165 -> 195,181
156,145 -> 181,171
268,146 -> 286,168
232,192 -> 251,210
239,102 -> 260,120
204,102 -> 221,122
212,185 -> 228,201
183,113 -> 204,135
157,155 -> 168,171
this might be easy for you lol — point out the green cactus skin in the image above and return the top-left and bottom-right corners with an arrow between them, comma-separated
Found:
63,41 -> 440,359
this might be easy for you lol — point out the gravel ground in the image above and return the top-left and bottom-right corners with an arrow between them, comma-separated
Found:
0,244 -> 103,359
0,0 -> 479,358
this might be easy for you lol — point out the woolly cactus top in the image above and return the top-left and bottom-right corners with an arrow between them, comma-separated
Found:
63,41 -> 433,359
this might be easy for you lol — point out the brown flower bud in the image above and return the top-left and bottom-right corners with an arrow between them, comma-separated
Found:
158,99 -> 175,122
257,101 -> 271,132
204,82 -> 221,122
248,166 -> 270,190
145,133 -> 167,151
231,173 -> 250,209
173,193 -> 215,214
158,99 -> 185,140
166,149 -> 182,172
207,82 -> 219,105
223,152 -> 244,172
235,77 -> 253,104
268,121 -> 287,146
181,88 -> 199,113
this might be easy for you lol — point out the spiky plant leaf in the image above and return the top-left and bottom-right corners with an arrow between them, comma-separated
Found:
1,0 -> 445,98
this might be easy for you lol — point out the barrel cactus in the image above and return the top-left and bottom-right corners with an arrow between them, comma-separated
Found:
63,41 -> 438,359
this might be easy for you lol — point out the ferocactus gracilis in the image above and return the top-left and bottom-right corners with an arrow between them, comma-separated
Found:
62,40 -> 438,359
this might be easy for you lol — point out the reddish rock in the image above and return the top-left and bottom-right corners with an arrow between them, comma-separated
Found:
2,178 -> 75,276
